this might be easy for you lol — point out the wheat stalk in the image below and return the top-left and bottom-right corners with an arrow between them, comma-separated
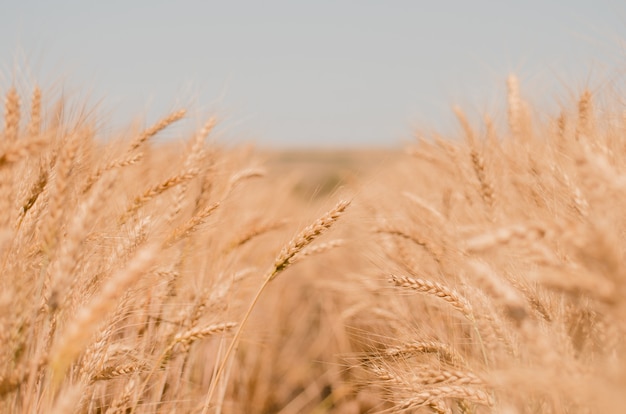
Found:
201,199 -> 351,413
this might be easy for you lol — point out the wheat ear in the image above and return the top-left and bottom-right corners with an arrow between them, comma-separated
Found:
161,322 -> 237,364
201,200 -> 351,413
3,87 -> 20,142
576,89 -> 593,141
81,153 -> 143,194
385,341 -> 465,366
164,201 -> 221,246
390,274 -> 489,363
120,169 -> 199,223
28,86 -> 42,137
399,385 -> 493,410
507,74 -> 522,137
453,107 -> 496,212
126,109 -> 186,152
390,274 -> 474,322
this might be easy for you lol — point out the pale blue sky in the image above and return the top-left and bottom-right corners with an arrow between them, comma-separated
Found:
1,1 -> 625,148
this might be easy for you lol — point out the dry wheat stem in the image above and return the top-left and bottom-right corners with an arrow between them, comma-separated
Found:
201,199 -> 351,413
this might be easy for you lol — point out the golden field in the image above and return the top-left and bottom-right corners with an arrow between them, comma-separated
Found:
0,75 -> 625,413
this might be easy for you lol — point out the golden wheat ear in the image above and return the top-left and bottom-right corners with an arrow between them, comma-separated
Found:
201,199 -> 351,413
3,87 -> 20,143
126,109 -> 186,153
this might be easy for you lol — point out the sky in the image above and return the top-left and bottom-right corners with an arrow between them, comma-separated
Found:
1,1 -> 625,148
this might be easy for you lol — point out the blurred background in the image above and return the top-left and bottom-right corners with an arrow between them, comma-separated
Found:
1,0 -> 625,148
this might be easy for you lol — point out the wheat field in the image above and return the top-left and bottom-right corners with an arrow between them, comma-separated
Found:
0,74 -> 625,413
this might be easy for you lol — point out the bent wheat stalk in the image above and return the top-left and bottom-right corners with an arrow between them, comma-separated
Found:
200,199 -> 351,413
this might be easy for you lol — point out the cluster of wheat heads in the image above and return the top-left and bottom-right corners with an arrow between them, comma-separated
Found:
0,86 -> 351,413
2,76 -> 626,414
364,76 -> 626,413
